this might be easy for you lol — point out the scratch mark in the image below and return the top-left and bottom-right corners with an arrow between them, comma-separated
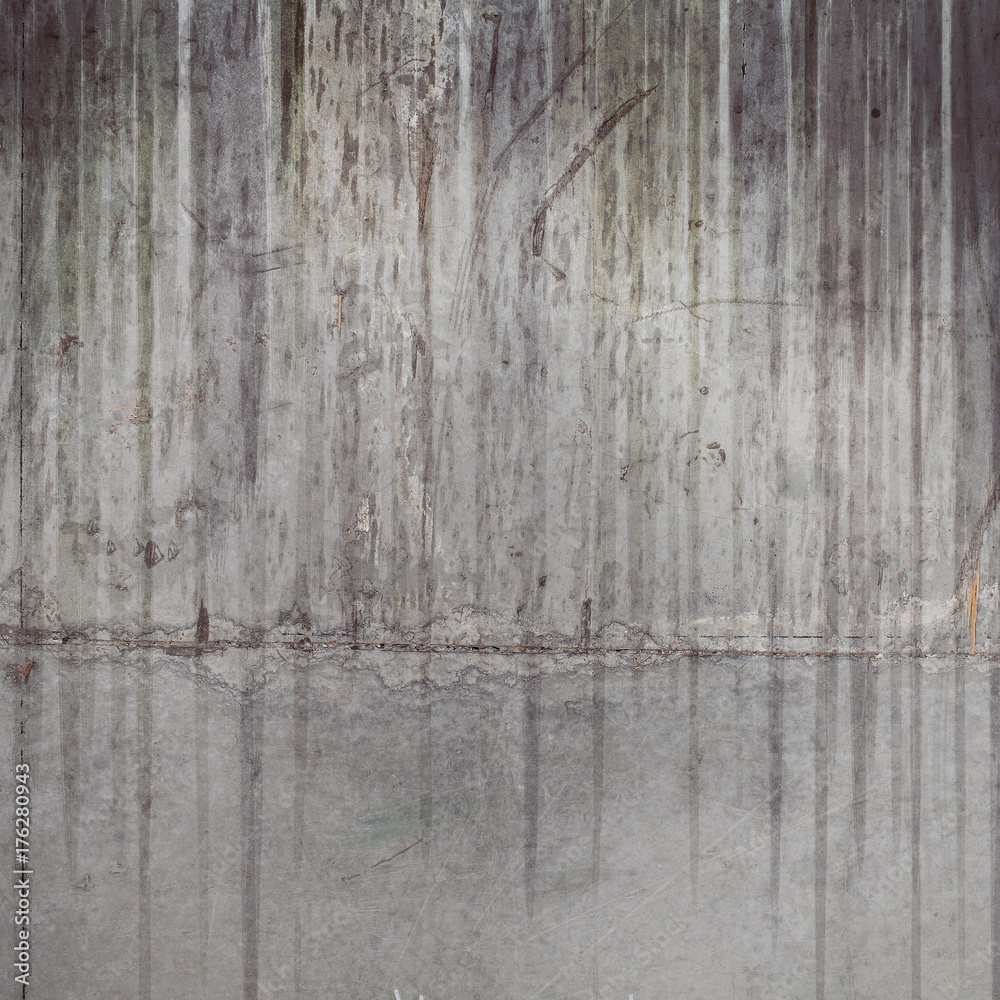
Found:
531,85 -> 657,257
371,836 -> 424,870
492,0 -> 640,172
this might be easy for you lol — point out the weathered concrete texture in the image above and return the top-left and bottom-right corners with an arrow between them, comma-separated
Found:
6,0 -> 1000,652
3,652 -> 990,999
5,2 -> 1000,999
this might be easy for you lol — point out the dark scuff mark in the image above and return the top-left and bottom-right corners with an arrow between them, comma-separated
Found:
523,672 -> 541,919
581,597 -> 592,646
196,601 -> 210,643
143,540 -> 164,568
340,121 -> 359,188
240,685 -> 263,1000
531,85 -> 657,257
768,659 -> 783,947
482,12 -> 501,110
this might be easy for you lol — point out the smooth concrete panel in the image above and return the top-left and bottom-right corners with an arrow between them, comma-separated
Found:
4,650 -> 990,999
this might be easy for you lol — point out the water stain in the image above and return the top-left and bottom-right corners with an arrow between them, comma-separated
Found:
138,655 -> 153,1000
992,660 -> 1000,1000
523,671 -> 541,919
293,655 -> 310,990
768,659 -> 783,947
240,682 -> 263,1000
591,664 -> 605,894
688,657 -> 699,902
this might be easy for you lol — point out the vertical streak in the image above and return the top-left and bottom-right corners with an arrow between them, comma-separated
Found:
910,660 -> 921,1000
814,659 -> 829,1000
58,655 -> 80,884
891,658 -> 902,853
688,658 -> 699,902
240,680 -> 263,1000
955,661 -> 966,984
523,672 -> 541,919
591,661 -> 605,1000
591,663 -> 605,892
137,655 -> 152,1000
293,657 -> 309,992
195,678 -> 210,988
992,661 -> 1000,1000
135,0 -> 156,984
768,659 -> 784,947
850,658 -> 869,874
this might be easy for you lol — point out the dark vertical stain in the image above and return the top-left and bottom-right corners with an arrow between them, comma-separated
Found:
293,656 -> 309,992
910,660 -> 921,1000
196,601 -> 210,644
195,679 -> 211,989
814,659 -> 830,1000
850,657 -> 872,873
734,661 -> 745,807
907,0 -> 924,662
408,112 -> 435,233
591,664 -> 605,892
240,682 -> 263,1000
280,0 -> 305,167
845,0 -> 869,652
419,668 -> 433,859
136,0 -> 157,979
688,658 -> 699,902
482,12 -> 501,109
768,659 -> 783,947
523,672 -> 541,919
891,659 -> 902,853
58,655 -> 79,884
137,655 -> 152,1000
956,661 -> 966,986
992,660 -> 1000,1000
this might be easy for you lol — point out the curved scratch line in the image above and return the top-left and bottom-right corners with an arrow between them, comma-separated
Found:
491,0 -> 641,173
448,0 -> 642,335
531,85 -> 658,257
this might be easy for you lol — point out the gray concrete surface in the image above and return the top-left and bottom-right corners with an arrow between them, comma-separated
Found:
2,0 -> 999,996
5,649 -> 994,998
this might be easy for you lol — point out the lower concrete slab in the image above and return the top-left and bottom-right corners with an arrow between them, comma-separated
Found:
3,649 -> 989,999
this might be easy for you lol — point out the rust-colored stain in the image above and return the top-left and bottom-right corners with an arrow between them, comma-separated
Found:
22,660 -> 34,679
967,568 -> 980,655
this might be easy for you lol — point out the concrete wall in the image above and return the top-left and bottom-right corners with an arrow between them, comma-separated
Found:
2,0 -> 999,997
